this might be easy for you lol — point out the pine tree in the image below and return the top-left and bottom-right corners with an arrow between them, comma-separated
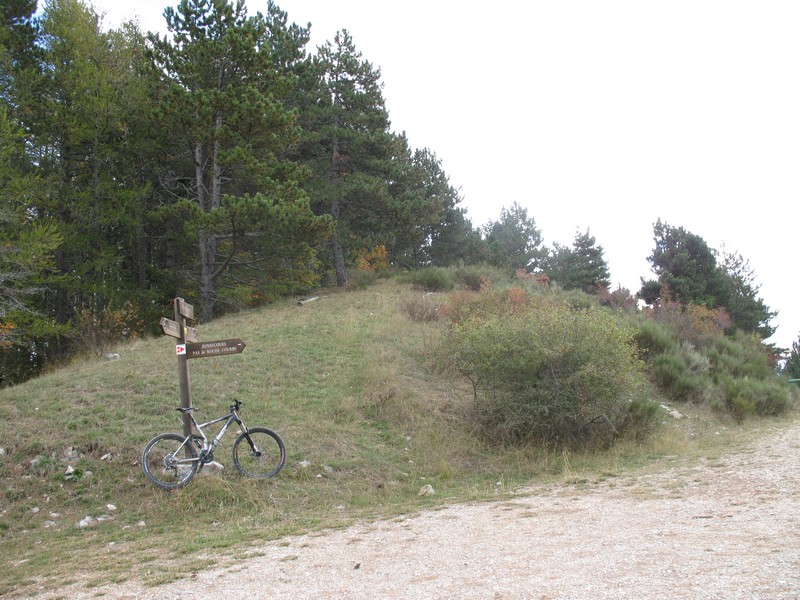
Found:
541,229 -> 610,293
640,219 -> 726,307
483,202 -> 542,271
148,0 -> 329,320
717,250 -> 776,339
299,29 -> 396,286
784,335 -> 800,380
31,0 -> 158,330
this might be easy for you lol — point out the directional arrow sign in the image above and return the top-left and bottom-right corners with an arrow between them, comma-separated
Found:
175,298 -> 194,320
160,317 -> 199,343
185,338 -> 246,359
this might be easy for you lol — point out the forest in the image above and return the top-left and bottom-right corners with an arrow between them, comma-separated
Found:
0,0 -> 794,384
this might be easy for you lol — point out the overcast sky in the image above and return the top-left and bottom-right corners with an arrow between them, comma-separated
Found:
89,0 -> 800,351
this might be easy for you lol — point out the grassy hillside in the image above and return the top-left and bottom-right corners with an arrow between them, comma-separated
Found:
0,279 -> 795,596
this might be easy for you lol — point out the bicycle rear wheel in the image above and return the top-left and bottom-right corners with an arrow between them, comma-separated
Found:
141,433 -> 199,490
232,427 -> 285,478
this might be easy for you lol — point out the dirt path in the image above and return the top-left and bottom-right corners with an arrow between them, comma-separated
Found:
60,421 -> 800,599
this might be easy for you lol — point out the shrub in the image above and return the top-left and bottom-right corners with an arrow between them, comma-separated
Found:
634,319 -> 677,359
707,334 -> 774,381
441,286 -> 551,325
71,302 -> 145,356
354,245 -> 390,272
397,268 -> 455,292
439,301 -> 653,447
452,264 -> 509,291
348,269 -> 381,290
645,300 -> 730,348
650,352 -> 709,402
399,294 -> 442,322
596,285 -> 638,312
719,376 -> 791,421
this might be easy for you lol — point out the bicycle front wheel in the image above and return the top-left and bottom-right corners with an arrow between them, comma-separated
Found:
232,427 -> 285,478
142,433 -> 199,490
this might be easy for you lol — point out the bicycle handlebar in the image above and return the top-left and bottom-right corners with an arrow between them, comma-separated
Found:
230,398 -> 243,412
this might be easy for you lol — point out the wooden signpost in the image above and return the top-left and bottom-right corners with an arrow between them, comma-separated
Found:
160,298 -> 246,437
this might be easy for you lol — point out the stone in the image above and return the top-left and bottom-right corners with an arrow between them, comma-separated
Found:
418,484 -> 435,496
199,461 -> 224,476
660,404 -> 686,419
77,516 -> 93,528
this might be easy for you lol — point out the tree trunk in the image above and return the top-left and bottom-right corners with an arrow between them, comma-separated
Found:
199,231 -> 216,322
195,137 -> 223,322
332,220 -> 347,287
330,128 -> 347,286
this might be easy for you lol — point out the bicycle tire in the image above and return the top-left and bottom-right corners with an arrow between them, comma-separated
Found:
232,427 -> 285,479
141,432 -> 199,490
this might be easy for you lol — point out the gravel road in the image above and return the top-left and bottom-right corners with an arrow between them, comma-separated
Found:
55,420 -> 800,599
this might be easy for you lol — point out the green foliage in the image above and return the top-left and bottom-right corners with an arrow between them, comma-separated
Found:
296,29 -> 398,286
643,219 -> 726,308
396,267 -> 455,292
149,0 -> 325,321
635,302 -> 790,419
483,202 -> 542,271
427,202 -> 485,267
650,350 -> 709,403
719,375 -> 790,421
439,292 -> 654,447
783,334 -> 800,379
452,263 -> 511,291
640,220 -> 775,340
717,250 -> 777,339
540,229 -> 610,293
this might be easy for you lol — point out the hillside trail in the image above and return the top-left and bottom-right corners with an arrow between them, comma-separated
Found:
54,419 -> 800,599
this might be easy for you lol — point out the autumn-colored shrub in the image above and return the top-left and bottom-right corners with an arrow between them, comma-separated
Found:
71,302 -> 145,355
596,285 -> 638,312
645,300 -> 730,348
354,245 -> 390,272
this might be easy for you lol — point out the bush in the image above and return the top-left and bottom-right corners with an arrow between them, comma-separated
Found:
707,334 -> 774,380
645,300 -> 730,348
650,352 -> 709,402
452,264 -> 509,291
634,319 -> 677,360
439,301 -> 653,447
71,302 -> 145,356
719,376 -> 791,421
399,294 -> 442,322
397,268 -> 455,292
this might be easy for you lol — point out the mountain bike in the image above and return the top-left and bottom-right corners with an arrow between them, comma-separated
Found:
141,399 -> 285,490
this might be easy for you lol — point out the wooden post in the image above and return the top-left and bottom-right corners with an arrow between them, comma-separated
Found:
174,298 -> 193,438
170,298 -> 197,438
159,298 -> 245,439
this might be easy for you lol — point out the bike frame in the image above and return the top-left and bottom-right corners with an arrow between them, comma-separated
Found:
193,409 -> 245,453
171,407 -> 247,466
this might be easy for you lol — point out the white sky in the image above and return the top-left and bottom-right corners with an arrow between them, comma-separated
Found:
90,0 -> 800,352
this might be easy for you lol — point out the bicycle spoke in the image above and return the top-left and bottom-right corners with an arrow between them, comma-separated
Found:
232,427 -> 285,479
